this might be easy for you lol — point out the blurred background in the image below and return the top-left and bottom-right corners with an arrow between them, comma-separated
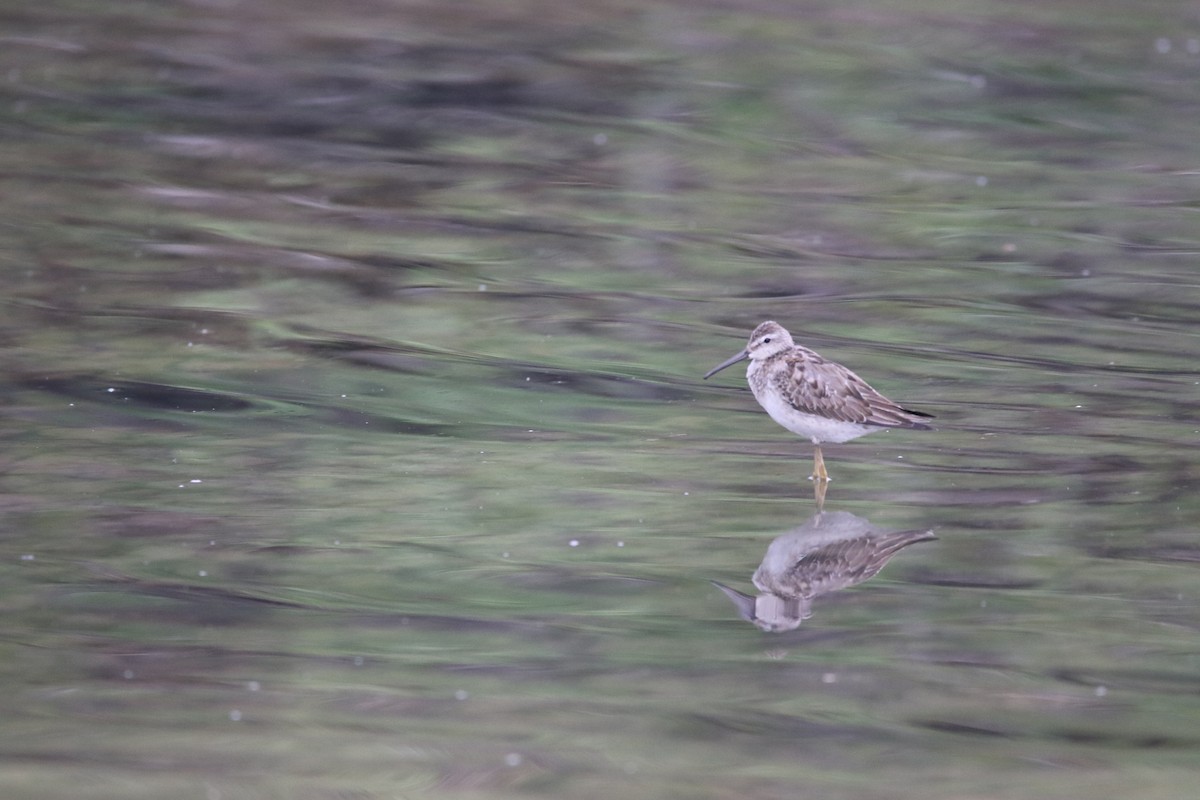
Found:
2,1 -> 1199,798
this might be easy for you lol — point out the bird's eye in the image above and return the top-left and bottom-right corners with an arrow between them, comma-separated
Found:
763,337 -> 772,344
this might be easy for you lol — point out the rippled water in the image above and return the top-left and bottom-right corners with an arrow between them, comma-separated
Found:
3,1 -> 1200,798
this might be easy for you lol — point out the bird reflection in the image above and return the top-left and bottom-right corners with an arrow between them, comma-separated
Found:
713,510 -> 935,632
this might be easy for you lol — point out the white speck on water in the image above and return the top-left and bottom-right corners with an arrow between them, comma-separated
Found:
107,387 -> 116,393
569,539 -> 579,547
1095,685 -> 1108,697
333,539 -> 340,545
200,328 -> 210,335
1155,37 -> 1171,54
478,284 -> 487,292
123,669 -> 134,679
454,689 -> 469,700
353,656 -> 364,666
187,342 -> 194,347
341,394 -> 347,398
593,132 -> 607,146
247,681 -> 260,692
501,551 -> 510,558
975,175 -> 988,187
1074,405 -> 1083,409
821,672 -> 837,684
19,554 -> 34,561
198,570 -> 207,577
683,492 -> 689,496
504,753 -> 523,767
190,479 -> 202,484
617,541 -> 624,547
229,709 -> 242,722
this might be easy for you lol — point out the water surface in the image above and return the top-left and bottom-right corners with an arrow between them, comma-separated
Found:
2,1 -> 1199,798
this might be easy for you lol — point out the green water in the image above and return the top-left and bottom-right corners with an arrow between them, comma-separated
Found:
2,1 -> 1199,798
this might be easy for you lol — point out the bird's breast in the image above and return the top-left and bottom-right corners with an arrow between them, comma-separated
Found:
746,361 -> 876,444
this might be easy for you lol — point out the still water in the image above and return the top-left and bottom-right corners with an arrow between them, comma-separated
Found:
2,1 -> 1199,798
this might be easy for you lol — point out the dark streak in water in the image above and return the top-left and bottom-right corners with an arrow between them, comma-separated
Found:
20,374 -> 255,412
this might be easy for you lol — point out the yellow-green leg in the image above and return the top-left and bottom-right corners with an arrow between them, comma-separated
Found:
812,445 -> 829,484
813,471 -> 828,511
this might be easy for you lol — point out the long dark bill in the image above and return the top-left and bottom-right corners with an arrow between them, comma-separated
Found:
710,581 -> 758,622
702,349 -> 749,379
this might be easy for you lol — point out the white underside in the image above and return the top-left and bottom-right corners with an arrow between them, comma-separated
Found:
749,366 -> 877,444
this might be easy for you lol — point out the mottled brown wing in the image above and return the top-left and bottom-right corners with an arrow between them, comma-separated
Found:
788,529 -> 936,598
772,349 -> 933,428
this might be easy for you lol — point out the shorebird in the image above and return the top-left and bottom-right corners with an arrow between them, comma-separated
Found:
703,321 -> 932,482
712,510 -> 936,632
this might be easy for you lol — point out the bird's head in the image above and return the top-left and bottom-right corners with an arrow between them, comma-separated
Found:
745,320 -> 794,360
